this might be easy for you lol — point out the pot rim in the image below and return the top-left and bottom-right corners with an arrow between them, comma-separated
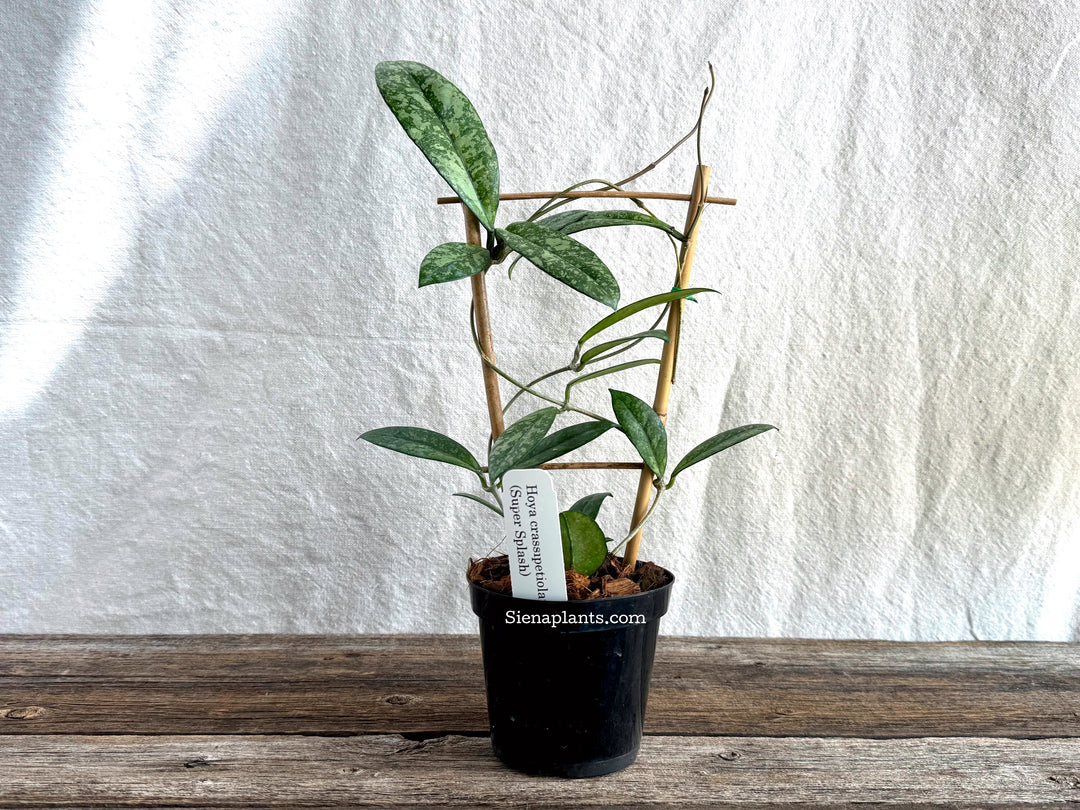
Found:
469,566 -> 675,623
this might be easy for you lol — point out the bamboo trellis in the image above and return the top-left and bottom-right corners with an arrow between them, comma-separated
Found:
440,167 -> 732,568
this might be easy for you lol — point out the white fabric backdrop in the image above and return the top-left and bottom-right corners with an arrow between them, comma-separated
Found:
1,0 -> 1077,639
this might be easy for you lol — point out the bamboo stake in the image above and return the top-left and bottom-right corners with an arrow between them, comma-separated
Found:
464,206 -> 505,440
623,165 -> 711,569
440,190 -> 734,206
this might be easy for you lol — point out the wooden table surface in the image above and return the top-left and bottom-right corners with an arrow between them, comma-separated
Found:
1,634 -> 1079,808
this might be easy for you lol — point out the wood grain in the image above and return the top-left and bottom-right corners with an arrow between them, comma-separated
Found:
1,733 -> 1078,808
2,635 -> 1078,738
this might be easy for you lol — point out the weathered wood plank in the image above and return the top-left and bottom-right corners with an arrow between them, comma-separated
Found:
1,734 -> 1079,808
1,636 -> 1078,738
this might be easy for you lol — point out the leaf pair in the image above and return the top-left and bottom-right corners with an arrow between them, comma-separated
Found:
418,221 -> 622,309
361,412 -> 616,487
488,409 -> 615,482
377,61 -> 615,307
608,388 -> 777,485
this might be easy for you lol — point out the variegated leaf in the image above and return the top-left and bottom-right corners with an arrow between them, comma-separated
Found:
539,209 -> 683,240
513,420 -> 615,469
487,407 -> 559,482
360,426 -> 481,473
667,424 -> 777,487
610,389 -> 667,479
419,242 -> 491,287
496,221 -> 619,309
375,61 -> 499,231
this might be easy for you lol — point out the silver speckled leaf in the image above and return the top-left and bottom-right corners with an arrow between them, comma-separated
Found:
496,221 -> 620,309
375,61 -> 499,231
418,242 -> 491,287
610,389 -> 667,479
487,407 -> 559,483
539,209 -> 683,240
360,426 -> 481,473
513,420 -> 615,469
668,424 -> 777,486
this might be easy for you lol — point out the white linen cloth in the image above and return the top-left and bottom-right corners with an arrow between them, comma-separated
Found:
1,0 -> 1077,638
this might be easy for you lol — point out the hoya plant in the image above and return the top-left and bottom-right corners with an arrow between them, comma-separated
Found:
362,60 -> 774,580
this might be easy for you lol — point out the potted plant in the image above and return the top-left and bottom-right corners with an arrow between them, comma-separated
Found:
362,60 -> 775,777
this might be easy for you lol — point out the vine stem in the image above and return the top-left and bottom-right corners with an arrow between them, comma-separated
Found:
484,481 -> 503,510
501,301 -> 672,418
625,62 -> 714,189
502,364 -> 576,416
609,481 -> 664,559
527,178 -> 671,224
469,303 -> 609,423
525,61 -> 718,228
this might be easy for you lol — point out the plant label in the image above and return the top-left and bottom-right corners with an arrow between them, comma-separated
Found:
502,468 -> 568,601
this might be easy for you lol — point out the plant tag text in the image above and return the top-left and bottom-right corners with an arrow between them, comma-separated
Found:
502,469 -> 567,601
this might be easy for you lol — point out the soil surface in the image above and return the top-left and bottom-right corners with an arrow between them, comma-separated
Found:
467,554 -> 672,600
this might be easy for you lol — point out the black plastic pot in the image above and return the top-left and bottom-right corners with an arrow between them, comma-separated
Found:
469,573 -> 673,778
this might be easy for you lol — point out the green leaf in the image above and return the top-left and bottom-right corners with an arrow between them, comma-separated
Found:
375,61 -> 499,231
610,389 -> 667,478
419,242 -> 491,287
487,407 -> 558,482
453,492 -> 503,516
568,491 -> 613,521
538,209 -> 684,240
565,359 -> 660,400
496,221 -> 619,309
667,424 -> 778,487
559,510 -> 608,576
578,287 -> 716,344
513,420 -> 615,469
578,330 -> 669,366
360,426 -> 481,473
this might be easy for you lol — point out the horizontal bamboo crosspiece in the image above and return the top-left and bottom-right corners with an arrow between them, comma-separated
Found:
442,189 -> 735,206
480,462 -> 646,473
